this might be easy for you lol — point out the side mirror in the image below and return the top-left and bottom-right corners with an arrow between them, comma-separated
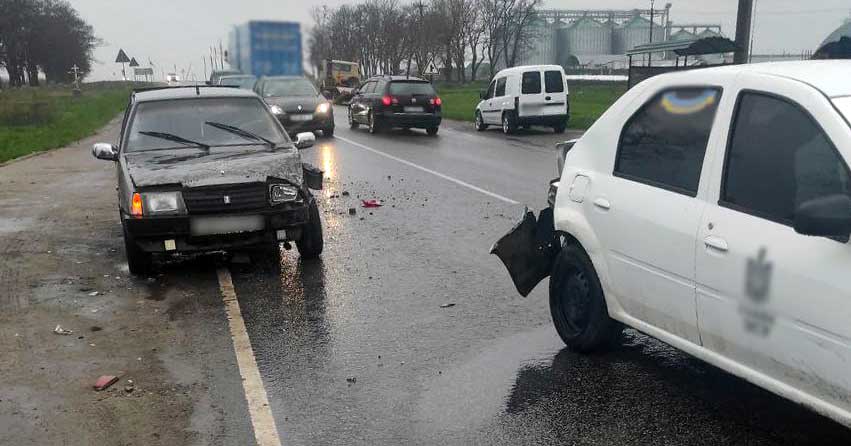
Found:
294,132 -> 316,150
322,90 -> 334,100
794,194 -> 851,238
480,90 -> 487,100
92,143 -> 118,161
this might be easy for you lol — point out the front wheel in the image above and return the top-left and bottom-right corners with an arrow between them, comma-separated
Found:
475,111 -> 487,131
324,124 -> 335,137
296,200 -> 324,259
122,221 -> 152,276
368,111 -> 381,134
426,126 -> 439,136
549,244 -> 622,352
348,108 -> 359,129
553,122 -> 566,134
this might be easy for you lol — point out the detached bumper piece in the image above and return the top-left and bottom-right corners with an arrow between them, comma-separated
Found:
490,207 -> 560,297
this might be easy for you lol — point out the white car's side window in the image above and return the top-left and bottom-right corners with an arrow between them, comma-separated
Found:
614,87 -> 721,196
721,92 -> 851,225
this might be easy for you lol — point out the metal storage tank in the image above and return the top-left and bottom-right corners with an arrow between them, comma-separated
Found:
566,17 -> 612,55
555,21 -> 572,67
616,15 -> 666,54
519,17 -> 557,65
697,29 -> 721,39
671,29 -> 697,41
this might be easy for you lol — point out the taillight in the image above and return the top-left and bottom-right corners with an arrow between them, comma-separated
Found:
431,97 -> 442,106
131,192 -> 143,217
381,95 -> 392,106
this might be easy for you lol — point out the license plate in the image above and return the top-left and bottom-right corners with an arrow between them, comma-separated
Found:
290,114 -> 313,121
403,106 -> 423,113
190,215 -> 265,236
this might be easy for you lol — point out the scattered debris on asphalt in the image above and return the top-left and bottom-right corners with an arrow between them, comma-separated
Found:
440,303 -> 456,308
88,291 -> 99,297
342,191 -> 350,196
361,199 -> 383,208
53,325 -> 73,335
346,376 -> 357,384
124,379 -> 135,393
93,375 -> 119,391
90,326 -> 102,332
348,208 -> 357,215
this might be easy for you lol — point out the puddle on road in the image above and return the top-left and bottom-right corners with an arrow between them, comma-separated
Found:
0,217 -> 34,235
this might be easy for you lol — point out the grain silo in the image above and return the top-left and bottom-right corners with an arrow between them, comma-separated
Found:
697,28 -> 721,39
671,29 -> 697,41
567,17 -> 612,55
519,17 -> 557,65
616,14 -> 666,54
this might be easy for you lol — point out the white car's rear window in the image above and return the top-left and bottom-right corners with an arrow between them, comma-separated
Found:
834,97 -> 851,127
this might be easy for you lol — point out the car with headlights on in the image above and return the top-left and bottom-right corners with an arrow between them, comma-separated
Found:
492,61 -> 851,428
254,76 -> 334,137
92,86 -> 325,275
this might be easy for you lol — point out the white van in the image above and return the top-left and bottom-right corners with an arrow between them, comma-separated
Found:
475,65 -> 569,135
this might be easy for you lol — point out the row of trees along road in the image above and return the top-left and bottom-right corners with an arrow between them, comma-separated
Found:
308,0 -> 541,83
0,0 -> 98,88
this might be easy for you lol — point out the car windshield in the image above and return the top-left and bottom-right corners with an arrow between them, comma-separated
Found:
263,79 -> 317,97
389,81 -> 435,96
125,97 -> 287,152
219,76 -> 257,89
834,97 -> 851,127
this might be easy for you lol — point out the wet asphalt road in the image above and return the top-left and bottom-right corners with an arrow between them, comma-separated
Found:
224,108 -> 851,445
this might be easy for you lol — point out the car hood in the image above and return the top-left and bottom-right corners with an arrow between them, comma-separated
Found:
264,95 -> 323,113
125,146 -> 303,189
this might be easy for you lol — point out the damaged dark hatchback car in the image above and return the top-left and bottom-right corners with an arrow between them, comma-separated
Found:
92,86 -> 325,275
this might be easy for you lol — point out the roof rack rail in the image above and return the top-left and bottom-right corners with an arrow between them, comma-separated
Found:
132,85 -> 240,93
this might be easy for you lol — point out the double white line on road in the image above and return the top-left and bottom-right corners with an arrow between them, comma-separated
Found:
336,135 -> 520,205
217,267 -> 283,446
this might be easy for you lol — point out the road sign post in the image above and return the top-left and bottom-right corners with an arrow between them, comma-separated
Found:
115,49 -> 131,81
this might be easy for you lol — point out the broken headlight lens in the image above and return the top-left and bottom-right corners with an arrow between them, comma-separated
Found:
269,184 -> 298,204
142,192 -> 185,215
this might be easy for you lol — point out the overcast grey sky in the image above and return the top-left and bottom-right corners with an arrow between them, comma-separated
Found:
71,0 -> 851,81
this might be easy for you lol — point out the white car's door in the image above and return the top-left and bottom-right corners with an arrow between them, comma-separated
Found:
584,86 -> 724,344
490,76 -> 509,124
481,79 -> 498,124
542,69 -> 568,117
696,73 -> 851,418
518,69 -> 546,118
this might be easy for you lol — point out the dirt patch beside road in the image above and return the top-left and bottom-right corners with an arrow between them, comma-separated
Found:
0,120 -> 253,445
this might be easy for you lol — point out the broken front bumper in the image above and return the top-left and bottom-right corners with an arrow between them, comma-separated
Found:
124,202 -> 310,253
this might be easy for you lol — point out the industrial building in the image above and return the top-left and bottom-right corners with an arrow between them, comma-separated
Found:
514,6 -> 724,69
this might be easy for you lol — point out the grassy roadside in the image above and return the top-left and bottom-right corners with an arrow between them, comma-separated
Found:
0,83 -> 135,164
437,81 -> 627,130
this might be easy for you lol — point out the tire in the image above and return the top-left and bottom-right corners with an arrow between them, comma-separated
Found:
296,200 -> 324,259
549,244 -> 622,353
502,112 -> 517,135
475,111 -> 487,131
348,108 -> 359,129
553,122 -> 566,134
122,221 -> 152,276
324,125 -> 335,137
426,126 -> 439,136
368,111 -> 381,134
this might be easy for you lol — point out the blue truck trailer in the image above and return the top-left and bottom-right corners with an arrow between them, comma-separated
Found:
228,21 -> 302,77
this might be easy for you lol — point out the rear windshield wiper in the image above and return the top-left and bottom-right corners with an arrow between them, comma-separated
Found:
138,131 -> 210,150
205,121 -> 274,148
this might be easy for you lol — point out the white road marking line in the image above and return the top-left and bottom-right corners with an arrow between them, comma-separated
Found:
336,135 -> 520,205
217,267 -> 283,446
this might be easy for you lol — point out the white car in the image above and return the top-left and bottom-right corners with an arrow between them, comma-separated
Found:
475,64 -> 569,135
494,61 -> 851,427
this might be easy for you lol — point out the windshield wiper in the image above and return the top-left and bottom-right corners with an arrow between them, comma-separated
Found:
138,131 -> 210,150
205,121 -> 274,148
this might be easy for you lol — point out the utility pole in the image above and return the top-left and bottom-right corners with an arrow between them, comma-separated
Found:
203,57 -> 207,80
734,0 -> 754,64
648,0 -> 655,66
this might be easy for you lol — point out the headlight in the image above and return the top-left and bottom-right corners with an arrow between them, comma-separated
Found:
316,102 -> 330,114
270,105 -> 284,115
269,184 -> 298,204
142,192 -> 185,215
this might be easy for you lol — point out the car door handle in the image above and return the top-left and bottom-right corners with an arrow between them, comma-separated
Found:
545,96 -> 551,101
592,198 -> 611,210
704,236 -> 729,252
